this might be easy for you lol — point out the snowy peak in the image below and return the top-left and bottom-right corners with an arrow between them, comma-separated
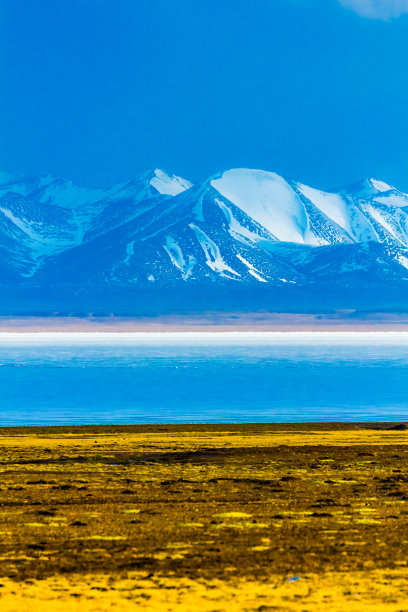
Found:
0,168 -> 195,277
149,169 -> 193,196
0,172 -> 105,209
369,178 -> 395,193
210,168 -> 376,246
0,169 -> 193,210
211,168 -> 316,244
342,177 -> 395,199
209,168 -> 408,250
34,169 -> 193,209
342,177 -> 408,207
294,182 -> 378,244
106,169 -> 193,202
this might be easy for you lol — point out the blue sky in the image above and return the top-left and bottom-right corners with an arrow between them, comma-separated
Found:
1,0 -> 408,190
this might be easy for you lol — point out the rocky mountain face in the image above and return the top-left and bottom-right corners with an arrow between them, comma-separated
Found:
0,167 -> 408,313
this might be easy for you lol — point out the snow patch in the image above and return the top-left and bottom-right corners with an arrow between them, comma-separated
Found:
124,241 -> 135,265
296,183 -> 377,243
164,236 -> 195,280
370,179 -> 392,193
363,205 -> 406,245
236,253 -> 267,282
398,255 -> 408,270
297,185 -> 350,234
164,236 -> 186,271
0,208 -> 44,242
150,169 -> 192,197
216,199 -> 266,243
374,194 -> 408,208
193,192 -> 205,222
189,223 -> 240,278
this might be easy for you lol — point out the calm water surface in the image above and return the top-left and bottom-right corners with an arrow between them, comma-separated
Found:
0,332 -> 407,425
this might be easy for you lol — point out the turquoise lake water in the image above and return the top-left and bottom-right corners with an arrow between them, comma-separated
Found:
0,332 -> 406,425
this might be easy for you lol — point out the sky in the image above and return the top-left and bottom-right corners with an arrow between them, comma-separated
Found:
1,0 -> 408,191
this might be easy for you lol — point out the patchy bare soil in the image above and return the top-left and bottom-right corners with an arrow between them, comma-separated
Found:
1,423 -> 408,610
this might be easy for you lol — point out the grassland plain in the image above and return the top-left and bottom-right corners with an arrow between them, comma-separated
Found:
1,424 -> 408,610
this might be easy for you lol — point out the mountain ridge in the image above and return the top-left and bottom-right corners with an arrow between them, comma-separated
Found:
1,167 -> 408,314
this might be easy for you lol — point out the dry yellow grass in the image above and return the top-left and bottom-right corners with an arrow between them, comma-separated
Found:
0,423 -> 408,610
1,570 -> 408,611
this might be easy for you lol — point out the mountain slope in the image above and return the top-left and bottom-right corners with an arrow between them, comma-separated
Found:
1,166 -> 408,313
37,185 -> 303,286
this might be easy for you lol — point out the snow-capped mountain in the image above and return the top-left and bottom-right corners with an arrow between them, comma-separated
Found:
0,169 -> 192,276
1,166 -> 408,313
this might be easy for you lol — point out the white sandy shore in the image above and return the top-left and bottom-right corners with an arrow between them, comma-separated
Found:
0,331 -> 408,345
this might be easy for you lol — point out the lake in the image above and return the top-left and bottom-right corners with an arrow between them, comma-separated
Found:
0,331 -> 407,425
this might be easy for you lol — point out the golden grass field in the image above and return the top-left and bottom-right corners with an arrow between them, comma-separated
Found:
1,423 -> 408,610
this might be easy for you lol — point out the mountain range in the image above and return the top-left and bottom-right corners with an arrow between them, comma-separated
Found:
1,167 -> 408,315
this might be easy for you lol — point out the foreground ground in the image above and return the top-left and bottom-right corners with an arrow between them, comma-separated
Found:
0,423 -> 408,610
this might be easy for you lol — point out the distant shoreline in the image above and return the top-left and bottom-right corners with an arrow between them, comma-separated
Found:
0,313 -> 408,332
